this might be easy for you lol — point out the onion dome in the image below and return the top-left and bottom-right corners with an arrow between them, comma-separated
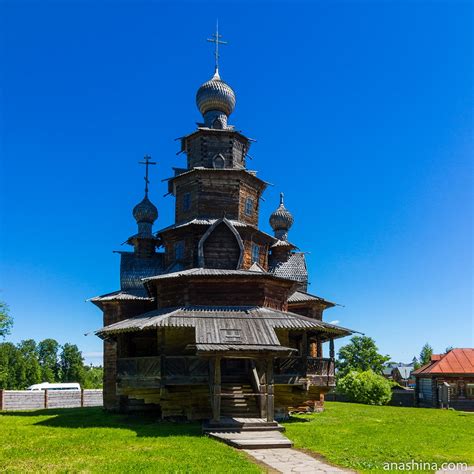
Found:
270,193 -> 294,240
132,195 -> 158,225
196,69 -> 236,128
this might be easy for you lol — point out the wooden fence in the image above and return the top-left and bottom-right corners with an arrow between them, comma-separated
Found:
0,389 -> 103,411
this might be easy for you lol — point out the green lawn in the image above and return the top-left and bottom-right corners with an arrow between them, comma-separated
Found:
2,403 -> 473,473
0,407 -> 260,473
283,402 -> 474,473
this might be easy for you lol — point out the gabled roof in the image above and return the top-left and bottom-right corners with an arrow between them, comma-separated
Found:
394,366 -> 414,380
89,289 -> 153,307
288,290 -> 335,308
95,305 -> 356,343
143,267 -> 297,284
412,349 -> 474,376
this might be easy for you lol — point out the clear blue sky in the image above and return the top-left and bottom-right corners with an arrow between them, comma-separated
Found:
1,1 -> 472,365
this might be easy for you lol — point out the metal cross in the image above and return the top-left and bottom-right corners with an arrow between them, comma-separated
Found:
138,155 -> 156,196
207,20 -> 227,71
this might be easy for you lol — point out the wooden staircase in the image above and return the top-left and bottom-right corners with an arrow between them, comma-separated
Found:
220,383 -> 260,418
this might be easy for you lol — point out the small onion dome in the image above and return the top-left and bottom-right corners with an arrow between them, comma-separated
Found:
270,193 -> 294,234
132,195 -> 158,224
196,69 -> 236,117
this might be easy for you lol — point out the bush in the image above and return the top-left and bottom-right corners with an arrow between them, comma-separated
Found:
337,370 -> 392,405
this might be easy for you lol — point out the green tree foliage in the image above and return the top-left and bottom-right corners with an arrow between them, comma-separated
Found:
37,339 -> 60,382
83,365 -> 103,389
0,339 -> 103,389
419,343 -> 433,366
0,301 -> 13,339
337,370 -> 392,405
59,343 -> 85,384
0,343 -> 27,389
336,336 -> 390,378
18,340 -> 42,386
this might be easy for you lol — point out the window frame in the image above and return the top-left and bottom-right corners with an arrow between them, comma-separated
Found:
245,196 -> 254,216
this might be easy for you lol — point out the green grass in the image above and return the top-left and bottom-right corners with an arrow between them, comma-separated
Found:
0,407 -> 261,473
283,402 -> 474,473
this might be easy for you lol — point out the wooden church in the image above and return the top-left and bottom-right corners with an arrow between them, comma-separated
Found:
92,36 -> 355,422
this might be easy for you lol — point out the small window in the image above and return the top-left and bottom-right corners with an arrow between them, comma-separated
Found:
174,241 -> 185,260
245,197 -> 254,216
251,243 -> 259,263
221,328 -> 241,342
182,193 -> 191,212
213,154 -> 225,169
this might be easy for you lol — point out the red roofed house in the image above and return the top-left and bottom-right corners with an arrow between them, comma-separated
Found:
413,348 -> 474,411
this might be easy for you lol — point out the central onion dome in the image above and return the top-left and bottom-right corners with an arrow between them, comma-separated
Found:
196,69 -> 236,128
270,193 -> 294,241
133,195 -> 158,225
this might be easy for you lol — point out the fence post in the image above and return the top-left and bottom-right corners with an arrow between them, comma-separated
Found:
0,389 -> 4,411
81,389 -> 85,407
44,389 -> 48,409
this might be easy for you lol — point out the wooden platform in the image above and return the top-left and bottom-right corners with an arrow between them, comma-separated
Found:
203,417 -> 292,449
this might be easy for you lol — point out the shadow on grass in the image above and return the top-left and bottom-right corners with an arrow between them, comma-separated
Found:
0,407 -> 202,438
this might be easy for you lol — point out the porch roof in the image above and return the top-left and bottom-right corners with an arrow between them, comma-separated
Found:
95,305 -> 356,348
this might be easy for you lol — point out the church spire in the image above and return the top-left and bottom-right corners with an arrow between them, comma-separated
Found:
132,156 -> 158,237
207,20 -> 227,74
197,24 -> 236,130
270,192 -> 294,241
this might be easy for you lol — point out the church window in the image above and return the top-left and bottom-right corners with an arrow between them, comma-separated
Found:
245,197 -> 254,216
183,193 -> 191,211
174,240 -> 185,260
213,154 -> 225,169
251,243 -> 259,263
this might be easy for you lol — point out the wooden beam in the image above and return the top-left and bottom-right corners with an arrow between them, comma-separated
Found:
212,356 -> 221,422
266,358 -> 274,422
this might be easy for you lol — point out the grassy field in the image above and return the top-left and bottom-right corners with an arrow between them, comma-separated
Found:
0,407 -> 260,473
283,402 -> 474,473
2,403 -> 473,473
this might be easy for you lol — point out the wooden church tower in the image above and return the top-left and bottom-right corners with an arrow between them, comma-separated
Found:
91,30 -> 355,421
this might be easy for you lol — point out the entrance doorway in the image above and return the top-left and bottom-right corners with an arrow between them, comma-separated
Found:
221,358 -> 251,383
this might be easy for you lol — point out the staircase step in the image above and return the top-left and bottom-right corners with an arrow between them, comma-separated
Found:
207,431 -> 293,449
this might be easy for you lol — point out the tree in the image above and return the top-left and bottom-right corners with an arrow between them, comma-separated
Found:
59,343 -> 85,384
419,343 -> 433,366
83,365 -> 103,388
336,336 -> 390,378
0,301 -> 13,339
37,339 -> 60,382
18,339 -> 41,387
0,342 -> 27,389
337,370 -> 392,405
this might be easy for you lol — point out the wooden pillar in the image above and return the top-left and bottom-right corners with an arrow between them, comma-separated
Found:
0,389 -> 4,411
266,358 -> 274,422
81,389 -> 85,408
257,359 -> 267,419
329,339 -> 335,359
212,356 -> 221,422
44,389 -> 48,409
317,335 -> 323,358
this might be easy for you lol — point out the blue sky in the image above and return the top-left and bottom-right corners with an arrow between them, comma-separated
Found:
1,1 -> 472,365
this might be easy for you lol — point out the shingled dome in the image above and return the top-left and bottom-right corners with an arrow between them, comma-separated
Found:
270,193 -> 294,239
132,195 -> 158,224
196,69 -> 236,117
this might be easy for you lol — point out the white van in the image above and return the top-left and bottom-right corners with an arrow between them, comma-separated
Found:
27,382 -> 81,391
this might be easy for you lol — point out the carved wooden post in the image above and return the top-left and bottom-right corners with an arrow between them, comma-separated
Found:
212,356 -> 221,422
329,339 -> 335,359
266,358 -> 274,422
316,335 -> 323,358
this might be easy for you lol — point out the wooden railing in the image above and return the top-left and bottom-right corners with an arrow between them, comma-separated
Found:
117,356 -> 209,387
274,357 -> 335,385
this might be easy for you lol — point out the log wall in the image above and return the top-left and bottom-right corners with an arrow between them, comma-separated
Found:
0,389 -> 103,411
